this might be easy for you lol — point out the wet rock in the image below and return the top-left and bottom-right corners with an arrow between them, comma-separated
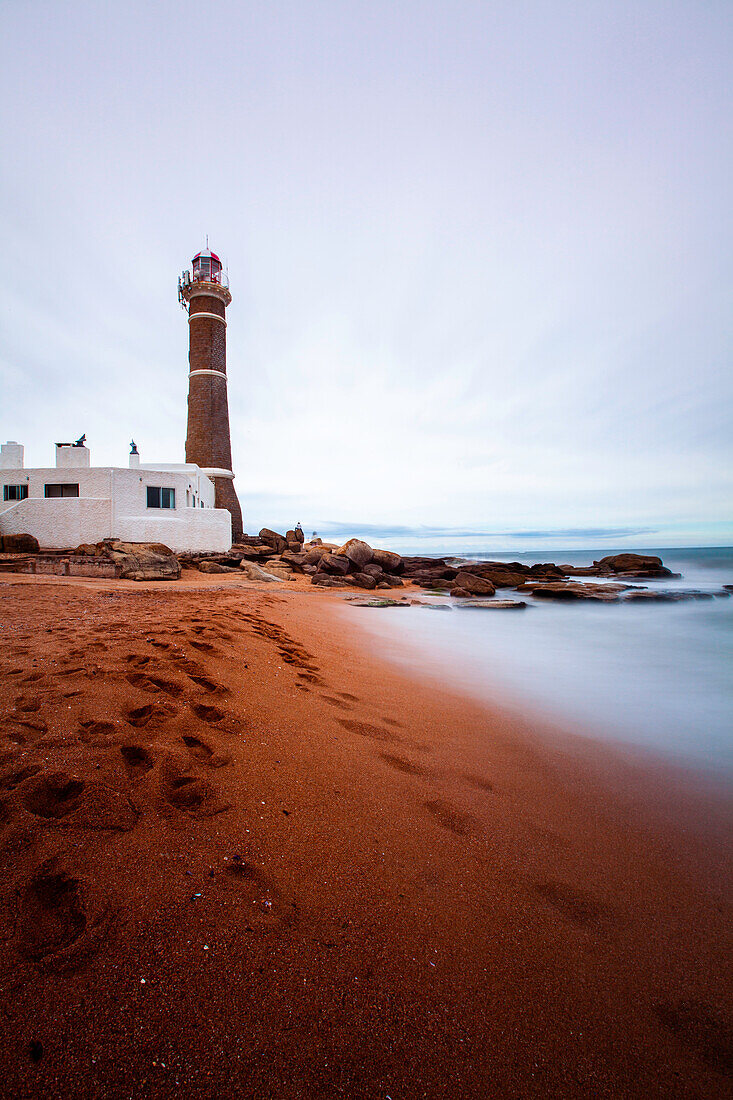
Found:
623,589 -> 715,602
528,563 -> 566,578
519,581 -> 627,602
456,600 -> 528,609
336,539 -> 373,570
347,597 -> 412,607
454,572 -> 496,596
594,553 -> 676,578
450,587 -> 471,598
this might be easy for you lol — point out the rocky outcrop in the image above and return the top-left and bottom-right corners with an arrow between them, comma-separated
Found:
197,561 -> 230,574
516,581 -> 628,602
453,572 -> 496,596
593,554 -> 677,578
351,572 -> 377,590
371,548 -> 404,573
1,533 -> 40,554
317,553 -> 351,576
104,541 -> 181,581
456,600 -> 528,610
623,589 -> 714,602
336,539 -> 374,570
259,528 -> 288,554
240,562 -> 285,583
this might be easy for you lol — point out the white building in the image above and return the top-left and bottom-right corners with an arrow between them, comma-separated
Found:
0,441 -> 232,553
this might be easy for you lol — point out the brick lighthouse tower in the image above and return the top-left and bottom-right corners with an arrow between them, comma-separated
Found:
178,246 -> 243,539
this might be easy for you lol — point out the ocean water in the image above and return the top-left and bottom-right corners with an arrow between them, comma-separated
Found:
346,547 -> 733,777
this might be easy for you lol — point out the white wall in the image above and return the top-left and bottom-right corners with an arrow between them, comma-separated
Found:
0,465 -> 232,552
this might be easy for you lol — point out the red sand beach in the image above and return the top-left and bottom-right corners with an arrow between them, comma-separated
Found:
0,571 -> 731,1098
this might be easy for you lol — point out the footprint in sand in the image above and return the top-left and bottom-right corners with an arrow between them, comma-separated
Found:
160,760 -> 229,818
190,702 -> 226,724
0,763 -> 42,792
188,640 -> 222,656
424,798 -> 479,837
125,654 -> 154,669
20,771 -> 138,832
653,998 -> 733,1078
126,701 -> 177,728
21,772 -> 84,819
79,720 -> 117,745
296,671 -> 323,686
378,753 -> 431,777
532,881 -> 613,931
461,773 -> 495,793
13,696 -> 42,714
119,744 -> 155,779
188,674 -> 227,695
320,695 -> 354,711
125,672 -> 184,697
336,718 -> 402,744
16,858 -> 113,969
220,858 -> 293,931
182,735 -> 230,768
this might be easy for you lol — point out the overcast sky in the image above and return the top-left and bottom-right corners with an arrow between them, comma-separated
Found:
2,1 -> 731,550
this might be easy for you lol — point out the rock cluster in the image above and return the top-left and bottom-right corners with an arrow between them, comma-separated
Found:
72,540 -> 181,581
183,531 -> 410,590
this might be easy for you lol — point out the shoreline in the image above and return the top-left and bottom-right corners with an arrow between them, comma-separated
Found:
0,572 -> 731,1096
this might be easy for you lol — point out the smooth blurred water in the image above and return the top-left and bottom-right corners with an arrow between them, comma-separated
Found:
349,547 -> 733,776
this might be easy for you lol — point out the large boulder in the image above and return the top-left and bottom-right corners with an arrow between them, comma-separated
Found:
623,589 -> 714,602
197,561 -> 229,574
518,581 -> 627,602
351,572 -> 378,590
336,539 -> 373,570
528,563 -> 565,578
454,572 -> 496,596
1,533 -> 40,554
361,563 -> 384,579
240,561 -> 285,583
593,553 -> 675,577
311,574 -> 349,588
371,548 -> 403,574
458,563 -> 528,588
303,546 -> 330,565
103,540 -> 180,581
259,528 -> 288,554
317,553 -> 351,576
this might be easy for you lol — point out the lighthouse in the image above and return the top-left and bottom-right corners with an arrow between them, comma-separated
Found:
178,247 -> 243,539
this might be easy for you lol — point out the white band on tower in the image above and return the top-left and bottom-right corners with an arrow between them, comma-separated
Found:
188,369 -> 227,379
188,311 -> 227,326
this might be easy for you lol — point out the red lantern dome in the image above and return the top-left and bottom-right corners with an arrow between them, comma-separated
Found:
191,247 -> 223,283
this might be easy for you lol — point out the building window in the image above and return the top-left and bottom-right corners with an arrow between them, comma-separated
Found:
146,486 -> 175,509
44,484 -> 79,498
3,484 -> 28,502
